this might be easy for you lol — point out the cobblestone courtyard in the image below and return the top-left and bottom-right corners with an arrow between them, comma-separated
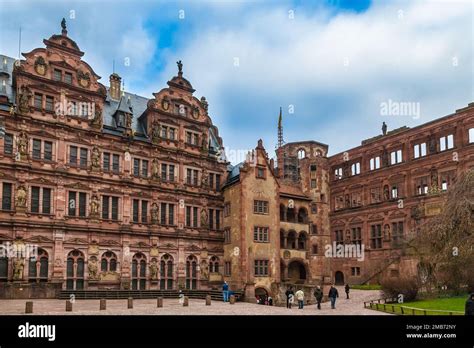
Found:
0,288 -> 390,315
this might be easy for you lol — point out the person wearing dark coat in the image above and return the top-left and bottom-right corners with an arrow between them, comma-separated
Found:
345,284 -> 350,299
465,293 -> 474,315
314,286 -> 323,310
285,287 -> 294,309
328,285 -> 339,309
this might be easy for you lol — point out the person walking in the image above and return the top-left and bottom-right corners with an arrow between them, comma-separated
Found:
222,281 -> 229,302
345,284 -> 350,299
328,284 -> 339,309
314,286 -> 323,310
295,288 -> 305,309
285,287 -> 295,309
465,293 -> 474,315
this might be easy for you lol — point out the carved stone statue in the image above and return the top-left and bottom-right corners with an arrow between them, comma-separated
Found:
91,146 -> 100,170
201,132 -> 208,151
382,122 -> 387,136
151,159 -> 160,180
125,113 -> 132,129
17,131 -> 28,160
151,202 -> 159,224
430,168 -> 438,187
13,258 -> 24,280
345,194 -> 350,208
201,169 -> 209,188
383,185 -> 390,201
177,60 -> 183,74
90,107 -> 103,128
151,122 -> 161,144
200,209 -> 209,228
18,85 -> 32,113
428,135 -> 437,154
200,259 -> 209,280
15,185 -> 27,209
383,224 -> 391,241
200,96 -> 208,112
88,258 -> 99,280
149,260 -> 158,280
90,195 -> 100,217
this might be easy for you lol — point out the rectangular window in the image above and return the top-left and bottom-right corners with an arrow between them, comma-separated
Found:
64,72 -> 73,84
169,165 -> 175,182
392,222 -> 404,245
112,154 -> 120,173
215,174 -> 221,191
390,149 -> 403,165
351,267 -> 361,276
141,200 -> 148,223
42,188 -> 51,214
141,160 -> 149,178
334,167 -> 343,179
311,179 -> 317,188
224,203 -> 231,217
31,187 -> 40,213
351,227 -> 362,246
68,191 -> 77,216
102,196 -> 110,220
440,134 -> 454,151
186,206 -> 192,227
160,203 -> 167,224
257,167 -> 265,178
224,262 -> 231,276
370,156 -> 380,170
253,200 -> 269,214
44,141 -> 52,160
254,260 -> 269,277
193,207 -> 198,227
391,185 -> 398,199
416,177 -> 429,195
351,162 -> 361,175
161,164 -> 167,181
32,139 -> 41,159
253,226 -> 269,242
169,128 -> 176,140
132,199 -> 139,223
209,209 -> 214,230
413,143 -> 427,159
79,192 -> 86,217
4,134 -> 13,155
370,224 -> 383,249
469,128 -> 474,143
111,197 -> 119,220
34,93 -> 43,109
216,210 -> 221,230
53,69 -> 62,81
168,204 -> 174,225
79,148 -> 88,167
133,159 -> 140,177
335,230 -> 344,246
209,173 -> 214,189
103,152 -> 110,172
224,228 -> 231,244
1,183 -> 12,210
69,146 -> 78,165
45,96 -> 54,111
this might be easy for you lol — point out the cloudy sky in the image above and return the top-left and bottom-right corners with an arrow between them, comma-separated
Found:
0,0 -> 472,162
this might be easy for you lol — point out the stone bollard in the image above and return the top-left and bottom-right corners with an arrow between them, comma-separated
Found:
25,301 -> 33,314
66,300 -> 73,312
229,295 -> 236,304
100,299 -> 106,310
205,295 -> 211,306
127,297 -> 133,309
157,297 -> 163,308
183,296 -> 189,307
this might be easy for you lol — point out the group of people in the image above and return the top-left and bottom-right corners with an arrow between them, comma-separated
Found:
256,295 -> 273,306
285,284 -> 350,310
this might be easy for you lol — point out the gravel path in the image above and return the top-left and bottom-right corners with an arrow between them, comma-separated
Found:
0,288 -> 391,315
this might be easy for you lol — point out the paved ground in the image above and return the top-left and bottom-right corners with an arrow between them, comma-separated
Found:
0,288 -> 390,315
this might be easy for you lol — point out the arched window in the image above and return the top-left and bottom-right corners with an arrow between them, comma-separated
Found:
66,250 -> 84,290
0,256 -> 8,281
101,251 -> 117,272
297,208 -> 308,223
287,231 -> 297,249
280,230 -> 286,248
298,232 -> 307,250
297,149 -> 306,159
186,255 -> 198,289
131,253 -> 146,290
28,249 -> 48,282
209,256 -> 219,273
160,254 -> 174,290
287,208 -> 295,222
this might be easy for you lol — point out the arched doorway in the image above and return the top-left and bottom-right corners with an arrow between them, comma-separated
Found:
335,271 -> 344,285
255,287 -> 268,304
288,261 -> 306,283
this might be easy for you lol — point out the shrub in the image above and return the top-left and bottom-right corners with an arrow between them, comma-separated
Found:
381,277 -> 419,302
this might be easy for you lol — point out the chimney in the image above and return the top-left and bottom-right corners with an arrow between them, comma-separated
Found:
109,73 -> 121,100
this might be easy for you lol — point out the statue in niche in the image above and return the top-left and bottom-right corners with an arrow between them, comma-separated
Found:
90,195 -> 100,217
200,259 -> 209,280
88,257 -> 99,279
151,159 -> 160,180
149,259 -> 158,280
381,148 -> 389,167
383,224 -> 391,241
200,96 -> 208,112
201,132 -> 208,151
428,135 -> 437,154
91,146 -> 100,170
383,185 -> 390,201
15,185 -> 27,208
151,122 -> 161,144
90,107 -> 103,128
151,203 -> 159,224
201,169 -> 209,188
200,209 -> 209,228
17,131 -> 28,160
18,86 -> 32,113
13,258 -> 24,280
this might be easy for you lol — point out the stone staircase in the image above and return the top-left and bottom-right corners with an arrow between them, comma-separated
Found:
58,289 -> 243,301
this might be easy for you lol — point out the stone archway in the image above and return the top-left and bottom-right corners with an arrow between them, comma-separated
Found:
288,260 -> 306,283
335,271 -> 345,285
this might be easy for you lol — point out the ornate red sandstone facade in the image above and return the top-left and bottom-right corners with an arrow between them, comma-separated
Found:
0,21 -> 227,297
